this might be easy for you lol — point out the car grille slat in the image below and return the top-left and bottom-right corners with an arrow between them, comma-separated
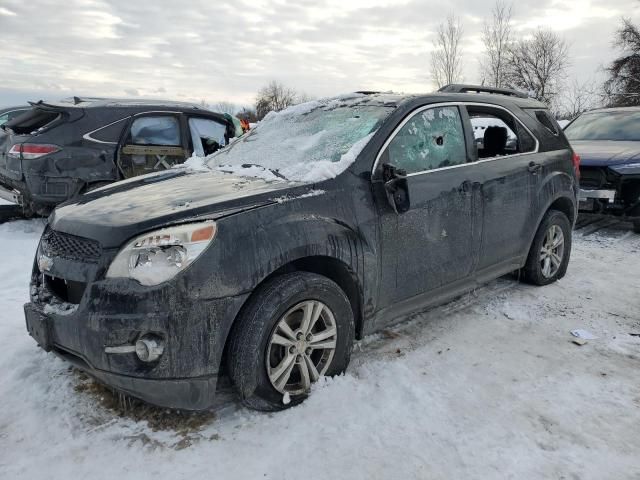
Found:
41,227 -> 101,262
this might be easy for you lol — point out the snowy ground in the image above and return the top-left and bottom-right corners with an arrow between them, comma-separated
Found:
0,216 -> 639,479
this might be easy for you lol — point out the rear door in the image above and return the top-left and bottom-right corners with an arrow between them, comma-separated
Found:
117,113 -> 187,178
461,103 -> 539,272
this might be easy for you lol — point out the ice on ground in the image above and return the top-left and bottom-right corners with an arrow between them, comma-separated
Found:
1,219 -> 640,479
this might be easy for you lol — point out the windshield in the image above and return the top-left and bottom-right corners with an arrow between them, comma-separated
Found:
206,95 -> 395,182
565,111 -> 640,141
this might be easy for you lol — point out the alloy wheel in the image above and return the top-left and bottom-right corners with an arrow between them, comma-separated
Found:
539,224 -> 565,278
266,300 -> 337,395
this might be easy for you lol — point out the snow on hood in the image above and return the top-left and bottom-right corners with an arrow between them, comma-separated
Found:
202,93 -> 396,183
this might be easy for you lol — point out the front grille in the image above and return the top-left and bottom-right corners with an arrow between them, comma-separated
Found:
44,274 -> 87,304
41,227 -> 101,262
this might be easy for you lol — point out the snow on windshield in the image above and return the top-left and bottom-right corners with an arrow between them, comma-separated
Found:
205,94 -> 395,183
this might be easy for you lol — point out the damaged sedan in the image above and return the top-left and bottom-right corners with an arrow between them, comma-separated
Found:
25,86 -> 578,411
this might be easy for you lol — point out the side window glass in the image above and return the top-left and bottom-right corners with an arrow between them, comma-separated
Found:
468,108 -> 536,158
0,114 -> 8,125
130,116 -> 180,146
188,118 -> 228,156
89,118 -> 127,143
387,106 -> 467,174
534,110 -> 560,135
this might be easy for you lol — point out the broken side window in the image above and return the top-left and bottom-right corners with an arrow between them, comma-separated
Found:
130,116 -> 181,146
387,106 -> 467,174
467,106 -> 536,159
188,117 -> 228,157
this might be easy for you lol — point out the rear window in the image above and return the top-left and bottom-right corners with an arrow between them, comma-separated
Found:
5,108 -> 60,135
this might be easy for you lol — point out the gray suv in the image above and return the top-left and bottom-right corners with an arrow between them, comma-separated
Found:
24,86 -> 578,411
0,98 -> 236,216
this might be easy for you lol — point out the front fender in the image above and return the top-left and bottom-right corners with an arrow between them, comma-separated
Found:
202,209 -> 374,299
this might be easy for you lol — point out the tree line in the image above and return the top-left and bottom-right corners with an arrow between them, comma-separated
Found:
212,4 -> 640,122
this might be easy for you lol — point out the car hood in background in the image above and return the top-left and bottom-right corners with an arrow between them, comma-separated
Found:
572,140 -> 640,167
50,169 -> 301,248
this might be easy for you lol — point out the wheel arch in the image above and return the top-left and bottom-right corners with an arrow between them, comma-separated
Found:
219,254 -> 365,374
524,192 -> 576,266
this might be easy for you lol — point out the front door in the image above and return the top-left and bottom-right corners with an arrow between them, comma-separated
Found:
118,114 -> 187,179
375,104 -> 483,314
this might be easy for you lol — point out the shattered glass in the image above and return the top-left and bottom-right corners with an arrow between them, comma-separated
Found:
388,106 -> 466,174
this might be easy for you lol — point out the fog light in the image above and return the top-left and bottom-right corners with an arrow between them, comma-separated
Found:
135,335 -> 164,362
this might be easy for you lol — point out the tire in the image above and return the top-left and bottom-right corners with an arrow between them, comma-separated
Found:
633,220 -> 640,234
523,209 -> 572,286
227,272 -> 354,411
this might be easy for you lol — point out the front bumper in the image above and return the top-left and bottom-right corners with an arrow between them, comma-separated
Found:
25,275 -> 249,410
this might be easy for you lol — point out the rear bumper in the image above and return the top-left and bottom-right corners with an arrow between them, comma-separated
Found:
0,172 -> 81,209
0,182 -> 22,205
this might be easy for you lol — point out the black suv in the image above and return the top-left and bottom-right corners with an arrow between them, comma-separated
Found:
0,98 -> 236,216
24,86 -> 578,411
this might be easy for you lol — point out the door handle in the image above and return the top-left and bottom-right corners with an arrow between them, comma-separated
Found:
528,161 -> 542,173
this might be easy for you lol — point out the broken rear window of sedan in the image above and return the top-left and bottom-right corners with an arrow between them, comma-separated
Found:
206,95 -> 395,182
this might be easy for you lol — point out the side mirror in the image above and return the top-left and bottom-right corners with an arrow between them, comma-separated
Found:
382,163 -> 410,214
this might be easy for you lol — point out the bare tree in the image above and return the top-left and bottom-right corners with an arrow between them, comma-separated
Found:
481,1 -> 513,88
212,101 -> 239,115
430,15 -> 464,88
255,80 -> 299,119
504,29 -> 570,104
604,18 -> 640,106
236,106 -> 258,123
557,79 -> 600,119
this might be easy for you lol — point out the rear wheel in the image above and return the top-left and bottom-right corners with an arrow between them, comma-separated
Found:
227,272 -> 354,411
523,209 -> 572,285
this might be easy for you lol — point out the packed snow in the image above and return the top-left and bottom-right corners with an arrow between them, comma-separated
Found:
0,217 -> 639,479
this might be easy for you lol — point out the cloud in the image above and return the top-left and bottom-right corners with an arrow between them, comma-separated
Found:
0,0 -> 638,107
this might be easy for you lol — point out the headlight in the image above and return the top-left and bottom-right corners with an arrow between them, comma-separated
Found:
106,221 -> 217,286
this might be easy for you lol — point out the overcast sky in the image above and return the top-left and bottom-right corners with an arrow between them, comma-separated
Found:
0,0 -> 639,108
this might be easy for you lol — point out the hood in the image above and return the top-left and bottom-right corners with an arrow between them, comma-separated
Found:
571,140 -> 640,167
50,169 -> 300,248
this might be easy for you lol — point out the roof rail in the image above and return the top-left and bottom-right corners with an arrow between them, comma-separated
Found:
438,84 -> 528,99
355,90 -> 382,95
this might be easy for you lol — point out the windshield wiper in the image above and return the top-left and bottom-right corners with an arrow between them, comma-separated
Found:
216,163 -> 288,181
240,163 -> 288,180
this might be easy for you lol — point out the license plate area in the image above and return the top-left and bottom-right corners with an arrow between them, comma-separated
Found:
24,306 -> 52,351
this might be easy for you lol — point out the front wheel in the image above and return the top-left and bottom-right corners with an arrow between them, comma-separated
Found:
522,209 -> 572,285
227,272 -> 354,411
